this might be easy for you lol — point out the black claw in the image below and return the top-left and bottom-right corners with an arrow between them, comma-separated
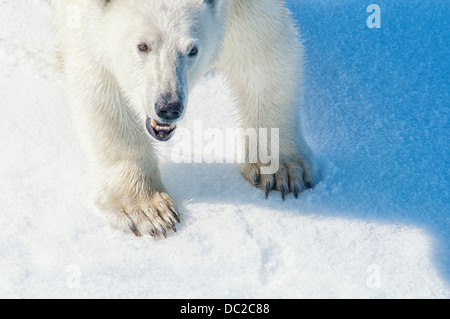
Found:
253,174 -> 260,186
161,229 -> 168,238
172,211 -> 181,224
149,229 -> 156,237
293,188 -> 299,199
130,225 -> 140,237
305,181 -> 312,189
265,185 -> 271,199
280,185 -> 288,201
172,226 -> 177,233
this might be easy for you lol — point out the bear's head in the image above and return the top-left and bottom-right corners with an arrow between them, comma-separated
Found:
90,0 -> 226,141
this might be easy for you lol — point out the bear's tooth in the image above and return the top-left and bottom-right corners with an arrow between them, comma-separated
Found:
156,125 -> 170,131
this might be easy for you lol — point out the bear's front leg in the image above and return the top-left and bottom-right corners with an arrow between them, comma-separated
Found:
85,120 -> 181,237
237,125 -> 318,199
241,154 -> 317,200
94,159 -> 180,237
217,0 -> 319,199
67,71 -> 180,237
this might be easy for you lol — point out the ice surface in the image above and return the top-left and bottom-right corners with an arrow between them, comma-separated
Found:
0,0 -> 448,298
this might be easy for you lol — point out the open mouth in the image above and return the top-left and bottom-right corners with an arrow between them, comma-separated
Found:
146,117 -> 177,142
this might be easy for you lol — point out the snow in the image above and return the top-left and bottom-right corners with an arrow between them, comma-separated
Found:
0,0 -> 449,298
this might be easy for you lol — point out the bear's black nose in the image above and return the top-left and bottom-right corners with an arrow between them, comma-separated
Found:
155,96 -> 183,122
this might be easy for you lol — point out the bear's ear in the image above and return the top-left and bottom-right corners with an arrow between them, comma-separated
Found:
204,0 -> 218,8
97,0 -> 111,6
93,0 -> 112,6
204,0 -> 225,12
91,0 -> 112,11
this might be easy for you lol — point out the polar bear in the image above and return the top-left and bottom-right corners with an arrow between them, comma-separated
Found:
50,0 -> 318,237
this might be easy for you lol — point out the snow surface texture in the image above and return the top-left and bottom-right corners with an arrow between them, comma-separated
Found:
0,0 -> 448,298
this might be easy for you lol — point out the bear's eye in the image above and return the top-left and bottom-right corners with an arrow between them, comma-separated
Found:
188,47 -> 199,57
138,43 -> 150,53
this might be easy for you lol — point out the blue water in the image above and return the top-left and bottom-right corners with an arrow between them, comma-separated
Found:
286,0 -> 450,279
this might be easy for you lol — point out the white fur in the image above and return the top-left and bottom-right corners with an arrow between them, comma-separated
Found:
50,0 -> 318,236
